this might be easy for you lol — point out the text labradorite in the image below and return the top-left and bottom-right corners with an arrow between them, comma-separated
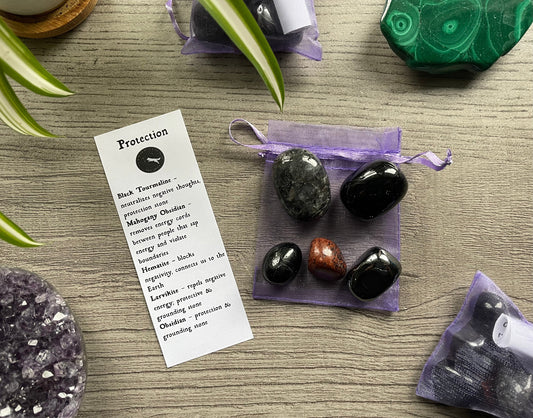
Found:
117,128 -> 169,150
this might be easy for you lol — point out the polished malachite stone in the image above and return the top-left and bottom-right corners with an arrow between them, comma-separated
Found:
380,0 -> 533,72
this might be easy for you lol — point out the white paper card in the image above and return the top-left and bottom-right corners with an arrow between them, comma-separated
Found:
272,0 -> 311,34
94,110 -> 253,367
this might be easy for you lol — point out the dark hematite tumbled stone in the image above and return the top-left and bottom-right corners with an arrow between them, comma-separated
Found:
471,292 -> 508,338
340,160 -> 408,220
347,247 -> 401,301
272,148 -> 331,221
0,268 -> 86,418
262,242 -> 302,285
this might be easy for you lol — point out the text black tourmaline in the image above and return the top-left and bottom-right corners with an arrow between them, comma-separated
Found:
346,247 -> 401,301
272,148 -> 331,221
262,242 -> 302,285
340,160 -> 408,220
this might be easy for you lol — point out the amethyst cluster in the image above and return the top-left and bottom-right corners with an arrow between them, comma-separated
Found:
0,268 -> 86,418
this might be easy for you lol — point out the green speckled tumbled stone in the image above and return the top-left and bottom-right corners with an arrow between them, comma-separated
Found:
380,0 -> 533,72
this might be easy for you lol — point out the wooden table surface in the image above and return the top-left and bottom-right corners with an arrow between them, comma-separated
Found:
1,1 -> 532,417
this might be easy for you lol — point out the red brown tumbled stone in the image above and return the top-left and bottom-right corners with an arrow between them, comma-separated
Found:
307,238 -> 347,281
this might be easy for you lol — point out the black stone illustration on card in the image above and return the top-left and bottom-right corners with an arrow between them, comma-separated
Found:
136,147 -> 165,173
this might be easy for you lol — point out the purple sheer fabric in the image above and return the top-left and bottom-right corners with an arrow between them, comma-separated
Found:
165,0 -> 323,61
230,119 -> 452,312
416,271 -> 533,417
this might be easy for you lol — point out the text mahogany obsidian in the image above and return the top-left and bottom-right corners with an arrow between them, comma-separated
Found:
346,247 -> 401,301
262,242 -> 302,285
340,160 -> 408,220
272,148 -> 331,221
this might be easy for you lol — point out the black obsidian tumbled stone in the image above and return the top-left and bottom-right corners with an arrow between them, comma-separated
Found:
347,247 -> 401,301
471,292 -> 508,338
272,148 -> 331,221
340,160 -> 408,220
191,1 -> 303,47
430,359 -> 485,409
262,242 -> 302,285
190,2 -> 230,43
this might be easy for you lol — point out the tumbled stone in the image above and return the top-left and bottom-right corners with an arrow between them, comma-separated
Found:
0,268 -> 86,418
248,0 -> 304,46
495,361 -> 533,416
191,1 -> 303,46
190,1 -> 230,43
307,238 -> 346,281
346,247 -> 401,301
380,0 -> 533,73
273,148 -> 331,221
430,359 -> 485,408
262,242 -> 302,285
471,292 -> 508,338
340,160 -> 407,221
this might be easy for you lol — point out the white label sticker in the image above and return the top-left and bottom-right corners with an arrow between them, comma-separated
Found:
94,110 -> 253,367
272,0 -> 311,34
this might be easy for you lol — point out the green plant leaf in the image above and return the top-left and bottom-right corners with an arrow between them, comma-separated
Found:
0,210 -> 42,247
0,17 -> 73,97
198,0 -> 284,110
0,70 -> 55,137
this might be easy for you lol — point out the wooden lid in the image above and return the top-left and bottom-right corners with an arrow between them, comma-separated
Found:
0,0 -> 98,38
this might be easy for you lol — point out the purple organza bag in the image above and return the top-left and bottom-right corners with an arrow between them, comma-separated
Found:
165,0 -> 322,60
417,271 -> 533,417
230,119 -> 452,311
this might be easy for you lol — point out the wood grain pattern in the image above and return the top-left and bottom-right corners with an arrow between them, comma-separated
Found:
0,0 -> 531,416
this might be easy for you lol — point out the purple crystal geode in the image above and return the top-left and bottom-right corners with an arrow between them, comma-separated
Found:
0,268 -> 86,418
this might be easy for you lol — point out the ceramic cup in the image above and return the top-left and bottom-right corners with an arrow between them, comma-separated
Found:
0,0 -> 67,15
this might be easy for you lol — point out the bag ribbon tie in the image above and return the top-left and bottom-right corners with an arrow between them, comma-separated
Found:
229,119 -> 452,171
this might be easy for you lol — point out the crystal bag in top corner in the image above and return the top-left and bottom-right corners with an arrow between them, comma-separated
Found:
165,0 -> 322,60
229,119 -> 452,312
417,271 -> 533,418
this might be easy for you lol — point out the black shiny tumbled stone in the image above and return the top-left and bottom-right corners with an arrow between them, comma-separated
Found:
340,160 -> 408,220
346,247 -> 401,301
430,359 -> 486,409
262,242 -> 302,285
190,2 -> 230,43
191,1 -> 303,47
272,148 -> 331,221
471,292 -> 508,338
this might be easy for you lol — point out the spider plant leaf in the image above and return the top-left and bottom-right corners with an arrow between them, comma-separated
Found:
0,210 -> 42,247
0,70 -> 55,137
0,17 -> 73,97
198,0 -> 284,110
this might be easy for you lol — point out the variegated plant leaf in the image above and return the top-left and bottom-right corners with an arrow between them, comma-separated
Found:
0,70 -> 55,137
0,17 -> 73,97
198,0 -> 284,110
0,210 -> 42,247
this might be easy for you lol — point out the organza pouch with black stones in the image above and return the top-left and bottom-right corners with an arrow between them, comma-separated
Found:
417,271 -> 533,417
165,0 -> 322,60
229,119 -> 452,312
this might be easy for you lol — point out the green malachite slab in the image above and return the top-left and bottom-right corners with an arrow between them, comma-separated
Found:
380,0 -> 533,72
